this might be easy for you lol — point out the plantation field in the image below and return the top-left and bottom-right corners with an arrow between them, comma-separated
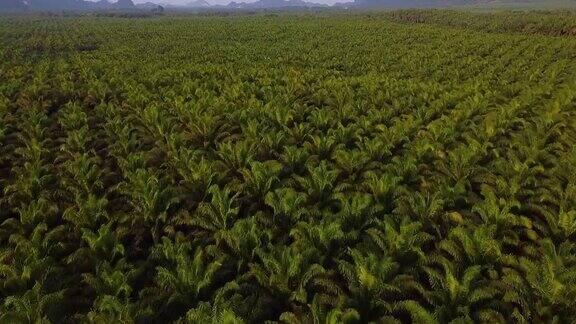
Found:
1,10 -> 576,323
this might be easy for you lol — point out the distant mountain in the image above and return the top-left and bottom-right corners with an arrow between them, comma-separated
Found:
136,1 -> 162,9
87,0 -> 137,9
354,0 -> 418,7
0,0 -> 136,11
1,0 -> 555,12
226,0 -> 327,9
187,0 -> 210,7
0,0 -> 28,11
115,0 -> 136,8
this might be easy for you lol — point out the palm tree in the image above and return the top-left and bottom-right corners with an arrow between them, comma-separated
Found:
436,225 -> 503,270
167,145 -> 220,206
240,160 -> 282,204
337,249 -> 426,322
539,208 -> 576,244
116,168 -> 177,244
184,281 -> 245,324
247,245 -> 335,316
532,170 -> 576,244
363,172 -> 402,213
1,282 -> 63,324
356,136 -> 393,163
186,305 -> 244,324
332,149 -> 370,181
280,295 -> 360,324
394,190 -> 446,238
150,238 -> 223,313
60,153 -> 108,229
184,111 -> 229,149
0,101 -> 7,144
217,215 -> 269,270
501,239 -> 576,322
309,109 -> 336,132
335,193 -> 377,244
295,162 -> 341,211
4,137 -> 52,205
85,294 -> 137,324
280,145 -> 310,175
82,260 -> 133,305
366,216 -> 432,271
101,112 -> 138,159
283,123 -> 312,145
260,130 -> 288,159
189,185 -> 240,246
265,188 -> 307,231
7,195 -> 58,235
471,186 -> 532,247
433,139 -> 486,200
422,263 -> 503,323
216,140 -> 257,173
303,135 -> 341,160
80,222 -> 125,261
290,219 -> 344,267
136,104 -> 177,148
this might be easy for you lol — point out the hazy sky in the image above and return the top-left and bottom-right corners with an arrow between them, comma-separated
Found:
130,0 -> 342,6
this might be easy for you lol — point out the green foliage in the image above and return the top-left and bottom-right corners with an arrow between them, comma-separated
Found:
1,9 -> 576,323
385,9 -> 576,36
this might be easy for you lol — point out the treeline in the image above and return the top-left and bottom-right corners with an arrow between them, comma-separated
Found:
383,9 -> 576,36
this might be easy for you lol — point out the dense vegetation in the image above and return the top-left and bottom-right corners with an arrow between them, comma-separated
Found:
1,10 -> 576,323
384,9 -> 576,36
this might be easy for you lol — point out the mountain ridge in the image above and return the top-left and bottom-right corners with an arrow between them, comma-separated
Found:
187,0 -> 211,7
1,0 -> 569,12
1,0 -> 136,11
225,0 -> 327,9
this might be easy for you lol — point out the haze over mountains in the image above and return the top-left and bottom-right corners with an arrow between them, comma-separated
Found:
0,0 -> 563,11
2,0 -> 138,11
